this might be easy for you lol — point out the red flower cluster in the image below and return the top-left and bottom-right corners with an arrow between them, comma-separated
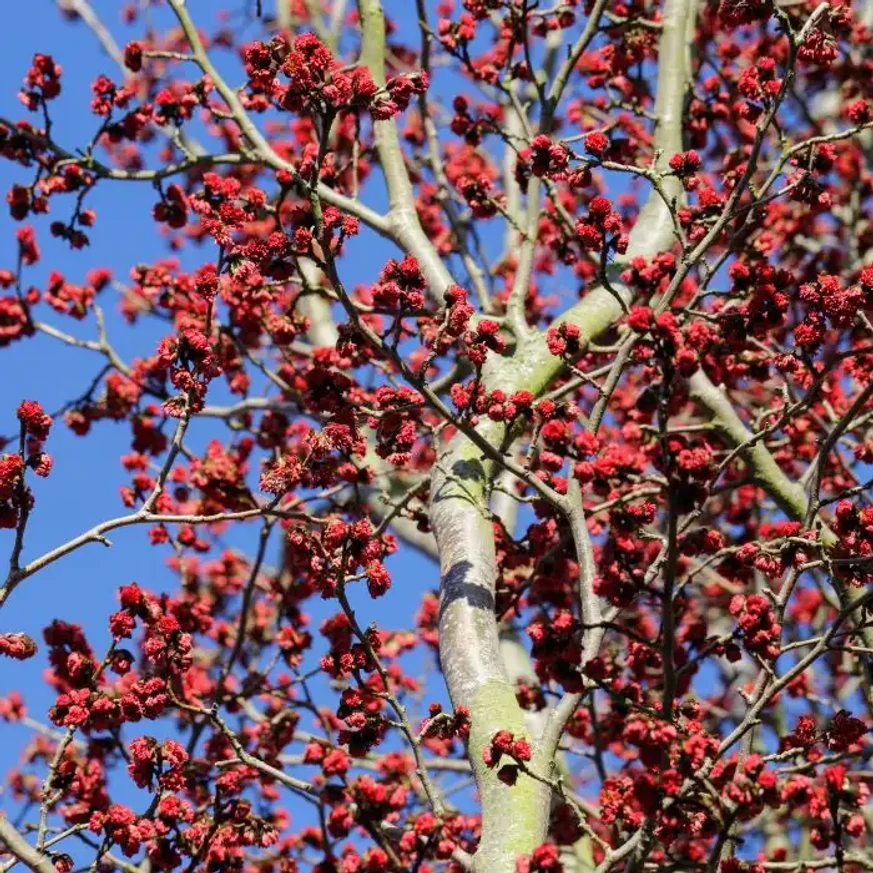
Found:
372,255 -> 427,311
483,729 -> 533,785
824,710 -> 867,752
19,53 -> 62,110
463,318 -> 507,366
17,399 -> 52,441
521,135 -> 571,179
128,736 -> 189,791
516,842 -> 563,873
796,273 -> 870,348
244,32 -> 426,121
584,131 -> 610,159
728,594 -> 781,661
719,0 -> 772,26
546,321 -> 582,358
575,195 -> 624,252
0,632 -> 37,660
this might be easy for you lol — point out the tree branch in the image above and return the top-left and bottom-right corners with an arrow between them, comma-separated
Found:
356,0 -> 457,298
0,818 -> 56,873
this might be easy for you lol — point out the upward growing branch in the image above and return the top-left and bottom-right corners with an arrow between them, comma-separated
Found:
428,2 -> 697,869
357,0 -> 456,297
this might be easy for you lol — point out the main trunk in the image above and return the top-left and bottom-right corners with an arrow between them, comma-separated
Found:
431,433 -> 553,872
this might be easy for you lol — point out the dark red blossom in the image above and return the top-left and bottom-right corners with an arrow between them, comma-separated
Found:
17,400 -> 52,440
584,131 -> 609,158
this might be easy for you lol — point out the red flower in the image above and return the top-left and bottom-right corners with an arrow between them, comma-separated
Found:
0,632 -> 37,660
124,41 -> 143,72
584,131 -> 609,158
17,400 -> 52,440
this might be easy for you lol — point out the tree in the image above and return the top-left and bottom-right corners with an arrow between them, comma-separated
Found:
2,0 -> 873,871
